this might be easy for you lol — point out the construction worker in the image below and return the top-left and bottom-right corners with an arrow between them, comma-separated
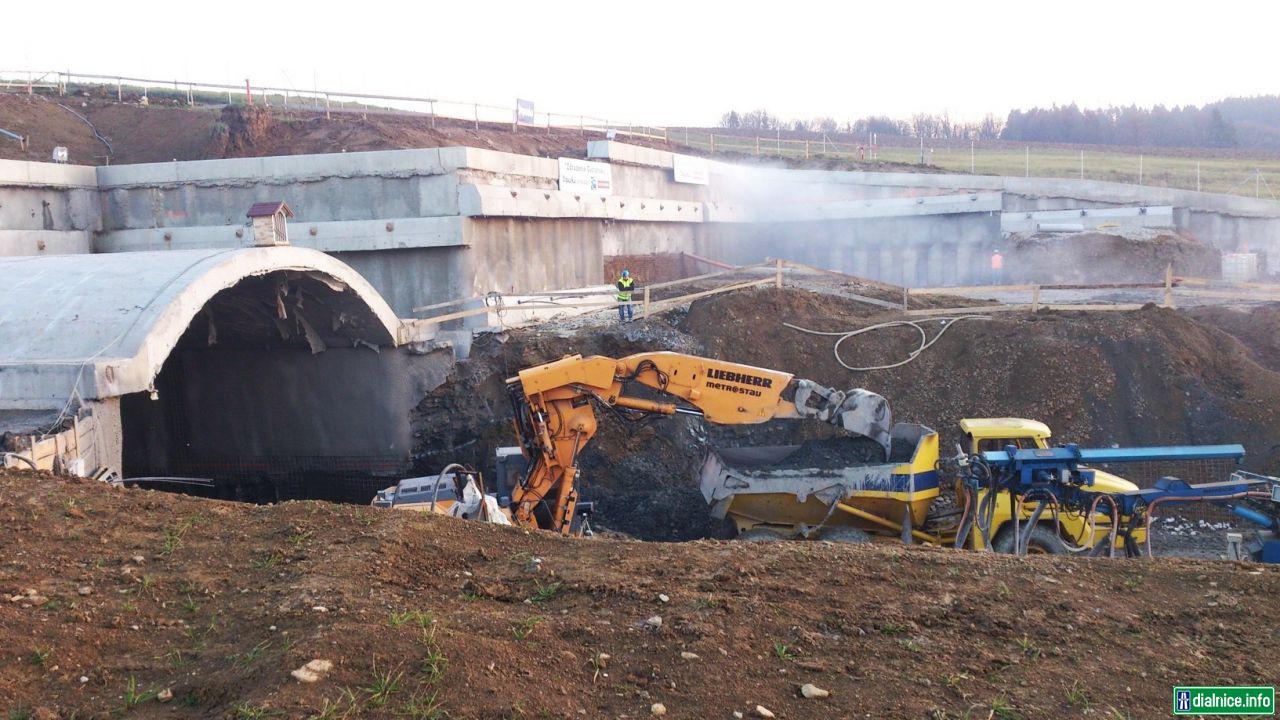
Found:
990,249 -> 1004,285
615,269 -> 636,323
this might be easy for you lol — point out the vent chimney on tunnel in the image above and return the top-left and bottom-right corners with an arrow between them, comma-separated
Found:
246,201 -> 293,246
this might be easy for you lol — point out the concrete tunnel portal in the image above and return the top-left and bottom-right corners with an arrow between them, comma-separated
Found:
0,246 -> 449,503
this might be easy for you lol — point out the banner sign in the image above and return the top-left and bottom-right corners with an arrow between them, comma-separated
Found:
516,99 -> 535,126
673,154 -> 710,185
558,157 -> 613,195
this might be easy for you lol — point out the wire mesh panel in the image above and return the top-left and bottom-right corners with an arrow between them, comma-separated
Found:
1088,458 -> 1251,559
1090,458 -> 1239,488
1146,502 -> 1243,560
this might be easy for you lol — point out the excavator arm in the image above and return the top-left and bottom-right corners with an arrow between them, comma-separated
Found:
505,352 -> 891,534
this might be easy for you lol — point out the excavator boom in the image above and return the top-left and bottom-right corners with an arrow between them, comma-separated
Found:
506,352 -> 891,534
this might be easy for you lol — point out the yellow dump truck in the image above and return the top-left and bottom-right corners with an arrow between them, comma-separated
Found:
701,417 -> 1143,553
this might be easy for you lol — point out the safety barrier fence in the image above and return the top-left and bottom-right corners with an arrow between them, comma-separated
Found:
408,258 -> 1280,334
407,258 -> 782,331
0,69 -> 669,143
905,266 -> 1280,317
409,258 -> 947,332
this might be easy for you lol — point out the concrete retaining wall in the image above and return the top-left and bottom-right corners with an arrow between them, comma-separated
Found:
5,142 -> 1280,307
700,213 -> 1000,286
590,140 -> 1280,270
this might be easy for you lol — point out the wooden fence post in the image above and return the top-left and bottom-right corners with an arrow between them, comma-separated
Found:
1031,285 -> 1041,312
643,286 -> 651,318
1163,263 -> 1174,308
775,258 -> 783,289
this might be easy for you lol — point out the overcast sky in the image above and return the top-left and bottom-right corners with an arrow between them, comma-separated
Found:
7,0 -> 1273,125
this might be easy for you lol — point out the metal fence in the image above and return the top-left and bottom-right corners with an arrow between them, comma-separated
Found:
0,69 -> 669,142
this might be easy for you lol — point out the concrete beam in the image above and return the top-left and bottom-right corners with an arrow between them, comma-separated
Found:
587,140 -> 738,177
0,159 -> 98,188
706,192 -> 1001,223
96,149 -> 450,188
0,230 -> 94,257
1001,206 -> 1175,233
458,183 -> 707,222
95,216 -> 466,253
588,140 -> 676,168
444,147 -> 559,180
94,146 -> 561,190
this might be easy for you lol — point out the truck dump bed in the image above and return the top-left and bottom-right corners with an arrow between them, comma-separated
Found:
699,423 -> 940,536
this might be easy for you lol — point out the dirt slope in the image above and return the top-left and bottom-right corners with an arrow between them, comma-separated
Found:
2,470 -> 1278,720
0,90 -> 931,171
0,93 -> 611,165
1188,304 -> 1280,373
415,289 -> 1280,540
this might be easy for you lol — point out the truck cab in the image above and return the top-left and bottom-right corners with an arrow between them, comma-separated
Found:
960,418 -> 1141,553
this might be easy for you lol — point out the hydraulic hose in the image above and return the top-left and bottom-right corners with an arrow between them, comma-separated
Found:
783,316 -> 991,372
429,463 -> 469,514
2,452 -> 38,470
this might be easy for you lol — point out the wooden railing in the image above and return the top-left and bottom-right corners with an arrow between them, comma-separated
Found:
905,265 -> 1280,317
407,260 -> 1280,333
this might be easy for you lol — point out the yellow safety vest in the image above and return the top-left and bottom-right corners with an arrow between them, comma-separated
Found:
616,277 -> 634,301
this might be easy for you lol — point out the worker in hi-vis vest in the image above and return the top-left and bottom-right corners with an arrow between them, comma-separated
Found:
990,249 -> 1004,284
615,269 -> 636,323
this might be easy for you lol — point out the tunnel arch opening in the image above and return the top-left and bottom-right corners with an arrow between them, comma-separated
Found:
119,268 -> 422,502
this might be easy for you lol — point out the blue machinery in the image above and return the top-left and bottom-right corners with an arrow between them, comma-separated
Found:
957,443 -> 1280,562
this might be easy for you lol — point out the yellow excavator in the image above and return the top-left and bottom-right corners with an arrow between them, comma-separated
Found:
504,352 -> 893,535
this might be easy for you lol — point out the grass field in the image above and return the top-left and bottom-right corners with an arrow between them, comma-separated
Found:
676,130 -> 1280,199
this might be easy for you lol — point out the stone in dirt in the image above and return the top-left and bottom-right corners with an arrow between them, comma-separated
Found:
800,683 -> 830,699
651,702 -> 667,715
754,705 -> 775,718
291,659 -> 334,683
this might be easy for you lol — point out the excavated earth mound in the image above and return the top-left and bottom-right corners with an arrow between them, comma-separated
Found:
1006,229 -> 1221,283
414,288 -> 1280,540
2,469 -> 1279,719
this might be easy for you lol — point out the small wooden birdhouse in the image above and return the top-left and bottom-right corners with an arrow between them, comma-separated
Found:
246,201 -> 293,246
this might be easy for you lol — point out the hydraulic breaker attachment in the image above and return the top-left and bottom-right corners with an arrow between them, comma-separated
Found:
792,380 -> 893,457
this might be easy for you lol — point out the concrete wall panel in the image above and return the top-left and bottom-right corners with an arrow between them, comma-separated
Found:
463,218 -> 606,293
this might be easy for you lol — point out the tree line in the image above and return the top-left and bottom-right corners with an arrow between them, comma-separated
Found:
1001,104 -> 1239,147
717,109 -> 1004,141
717,96 -> 1280,149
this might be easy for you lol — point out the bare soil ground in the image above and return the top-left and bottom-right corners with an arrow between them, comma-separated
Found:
3,469 -> 1279,720
1188,304 -> 1280,373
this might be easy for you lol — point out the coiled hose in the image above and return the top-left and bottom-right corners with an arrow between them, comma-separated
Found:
783,316 -> 991,371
